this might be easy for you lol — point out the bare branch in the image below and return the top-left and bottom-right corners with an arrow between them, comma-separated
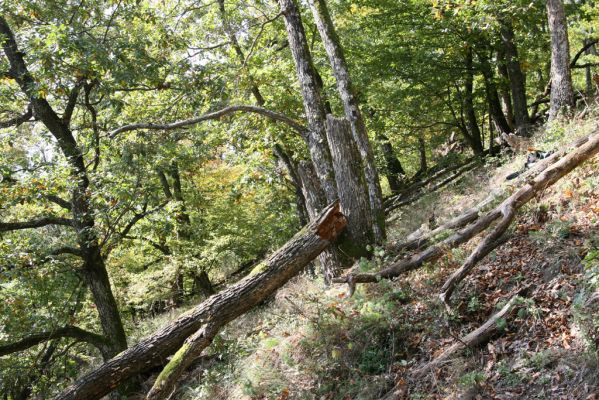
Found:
0,217 -> 73,232
62,81 -> 83,126
570,38 -> 599,68
108,105 -> 309,139
45,194 -> 72,210
0,103 -> 33,128
0,326 -> 108,357
48,246 -> 83,257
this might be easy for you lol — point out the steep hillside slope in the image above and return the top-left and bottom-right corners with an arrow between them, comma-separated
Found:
135,112 -> 599,400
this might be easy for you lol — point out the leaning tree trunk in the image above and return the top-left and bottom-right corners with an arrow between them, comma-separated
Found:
308,0 -> 385,242
56,202 -> 346,400
278,0 -> 337,203
547,0 -> 575,121
326,116 -> 373,253
0,17 -> 128,360
499,20 -> 530,134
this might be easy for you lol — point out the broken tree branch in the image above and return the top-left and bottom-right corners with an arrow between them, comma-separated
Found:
439,205 -> 515,305
55,201 -> 346,400
413,287 -> 528,379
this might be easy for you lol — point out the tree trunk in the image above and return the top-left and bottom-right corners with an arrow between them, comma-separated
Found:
326,116 -> 373,252
499,20 -> 530,134
584,37 -> 598,97
464,48 -> 484,154
336,131 -> 599,287
547,0 -> 575,121
378,133 -> 405,193
55,202 -> 347,400
193,270 -> 215,298
0,17 -> 128,360
273,143 -> 310,226
308,0 -> 385,242
496,48 -> 515,130
417,135 -> 428,174
278,0 -> 337,203
297,160 -> 342,283
479,51 -> 512,136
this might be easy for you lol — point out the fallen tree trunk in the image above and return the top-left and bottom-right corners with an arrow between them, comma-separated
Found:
414,288 -> 528,378
385,159 -> 481,214
381,289 -> 528,400
55,202 -> 346,400
440,130 -> 599,304
335,131 -> 599,287
386,190 -> 499,254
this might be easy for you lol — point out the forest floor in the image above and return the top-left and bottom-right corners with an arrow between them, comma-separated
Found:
134,112 -> 599,400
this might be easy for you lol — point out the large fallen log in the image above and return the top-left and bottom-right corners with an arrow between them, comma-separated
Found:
55,202 -> 346,400
334,130 -> 599,288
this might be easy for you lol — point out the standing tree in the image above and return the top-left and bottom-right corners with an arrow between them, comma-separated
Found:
547,0 -> 575,120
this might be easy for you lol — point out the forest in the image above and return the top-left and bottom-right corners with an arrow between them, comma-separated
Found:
0,0 -> 598,399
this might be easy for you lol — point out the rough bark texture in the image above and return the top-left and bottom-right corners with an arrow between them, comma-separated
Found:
297,161 -> 342,283
500,21 -> 530,134
547,0 -> 575,121
308,0 -> 385,242
278,0 -> 337,203
338,131 -> 599,286
326,115 -> 373,250
55,202 -> 346,400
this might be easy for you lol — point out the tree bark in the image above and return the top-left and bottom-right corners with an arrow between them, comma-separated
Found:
499,20 -> 530,134
378,133 -> 406,193
308,0 -> 385,242
326,116 -> 373,251
547,0 -> 575,121
278,0 -> 337,203
297,160 -> 342,283
464,48 -> 484,154
496,48 -> 515,130
273,143 -> 310,226
55,201 -> 346,400
478,50 -> 512,135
